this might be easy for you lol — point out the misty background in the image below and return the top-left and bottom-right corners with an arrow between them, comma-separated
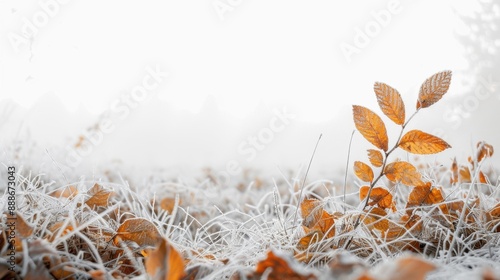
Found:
0,0 -> 499,181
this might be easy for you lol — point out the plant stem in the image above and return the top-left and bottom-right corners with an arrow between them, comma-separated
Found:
343,130 -> 356,214
292,134 -> 322,231
343,110 -> 419,250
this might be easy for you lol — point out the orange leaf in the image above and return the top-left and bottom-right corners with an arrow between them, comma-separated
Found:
367,149 -> 384,167
489,203 -> 500,218
15,212 -> 34,238
384,161 -> 424,186
255,251 -> 317,279
49,221 -> 76,242
297,230 -> 323,251
398,130 -> 451,154
88,270 -> 106,280
406,182 -> 448,214
114,218 -> 162,247
85,183 -> 113,209
328,255 -> 369,279
479,171 -> 488,184
416,70 -> 452,109
44,256 -> 75,280
387,256 -> 436,280
50,185 -> 78,198
145,237 -> 186,280
362,207 -> 389,233
450,157 -> 458,184
359,186 -> 396,211
300,199 -> 323,228
374,82 -> 405,125
354,161 -> 374,182
459,166 -> 471,183
352,105 -> 389,151
477,141 -> 494,162
401,214 -> 423,234
357,274 -> 376,280
313,210 -> 336,238
160,197 -> 180,213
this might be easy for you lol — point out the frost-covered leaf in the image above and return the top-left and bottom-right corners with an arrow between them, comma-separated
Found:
359,186 -> 396,211
384,161 -> 424,186
406,182 -> 448,215
145,237 -> 186,280
477,141 -> 494,162
160,197 -> 178,213
354,161 -> 374,182
374,82 -> 405,125
417,70 -> 452,109
367,149 -> 384,167
353,105 -> 389,151
114,218 -> 162,247
253,251 -> 317,279
300,198 -> 323,228
85,183 -> 113,209
398,130 -> 451,154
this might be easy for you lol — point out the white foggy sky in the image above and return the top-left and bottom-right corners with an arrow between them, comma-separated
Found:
1,0 -> 497,175
2,0 -> 471,119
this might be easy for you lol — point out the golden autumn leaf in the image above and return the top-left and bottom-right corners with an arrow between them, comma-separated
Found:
363,207 -> 389,233
297,230 -> 324,251
299,200 -> 337,248
489,203 -> 500,218
384,161 -> 424,186
383,215 -> 419,242
487,203 -> 500,233
160,197 -> 180,213
48,221 -> 76,242
2,212 -> 34,253
386,256 -> 437,280
85,183 -> 113,209
328,254 -> 369,279
459,166 -> 471,183
482,268 -> 497,280
145,237 -> 186,280
450,157 -> 458,184
255,251 -> 317,280
406,182 -> 448,215
313,210 -> 336,238
477,141 -> 494,162
398,130 -> 451,154
400,214 -> 423,234
374,82 -> 405,125
88,270 -> 106,280
367,149 -> 384,167
15,212 -> 34,238
352,105 -> 389,151
300,198 -> 323,228
44,256 -> 75,280
416,70 -> 452,109
354,161 -> 374,182
50,185 -> 78,199
479,171 -> 488,184
359,186 -> 396,211
114,218 -> 162,247
357,274 -> 376,280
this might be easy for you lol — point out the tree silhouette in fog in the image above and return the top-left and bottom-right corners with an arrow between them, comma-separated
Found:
451,1 -> 500,148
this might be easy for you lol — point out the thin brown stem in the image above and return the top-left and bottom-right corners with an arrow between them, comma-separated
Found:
343,110 -> 420,250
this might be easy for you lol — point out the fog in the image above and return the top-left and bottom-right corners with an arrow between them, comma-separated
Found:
1,0 -> 499,180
